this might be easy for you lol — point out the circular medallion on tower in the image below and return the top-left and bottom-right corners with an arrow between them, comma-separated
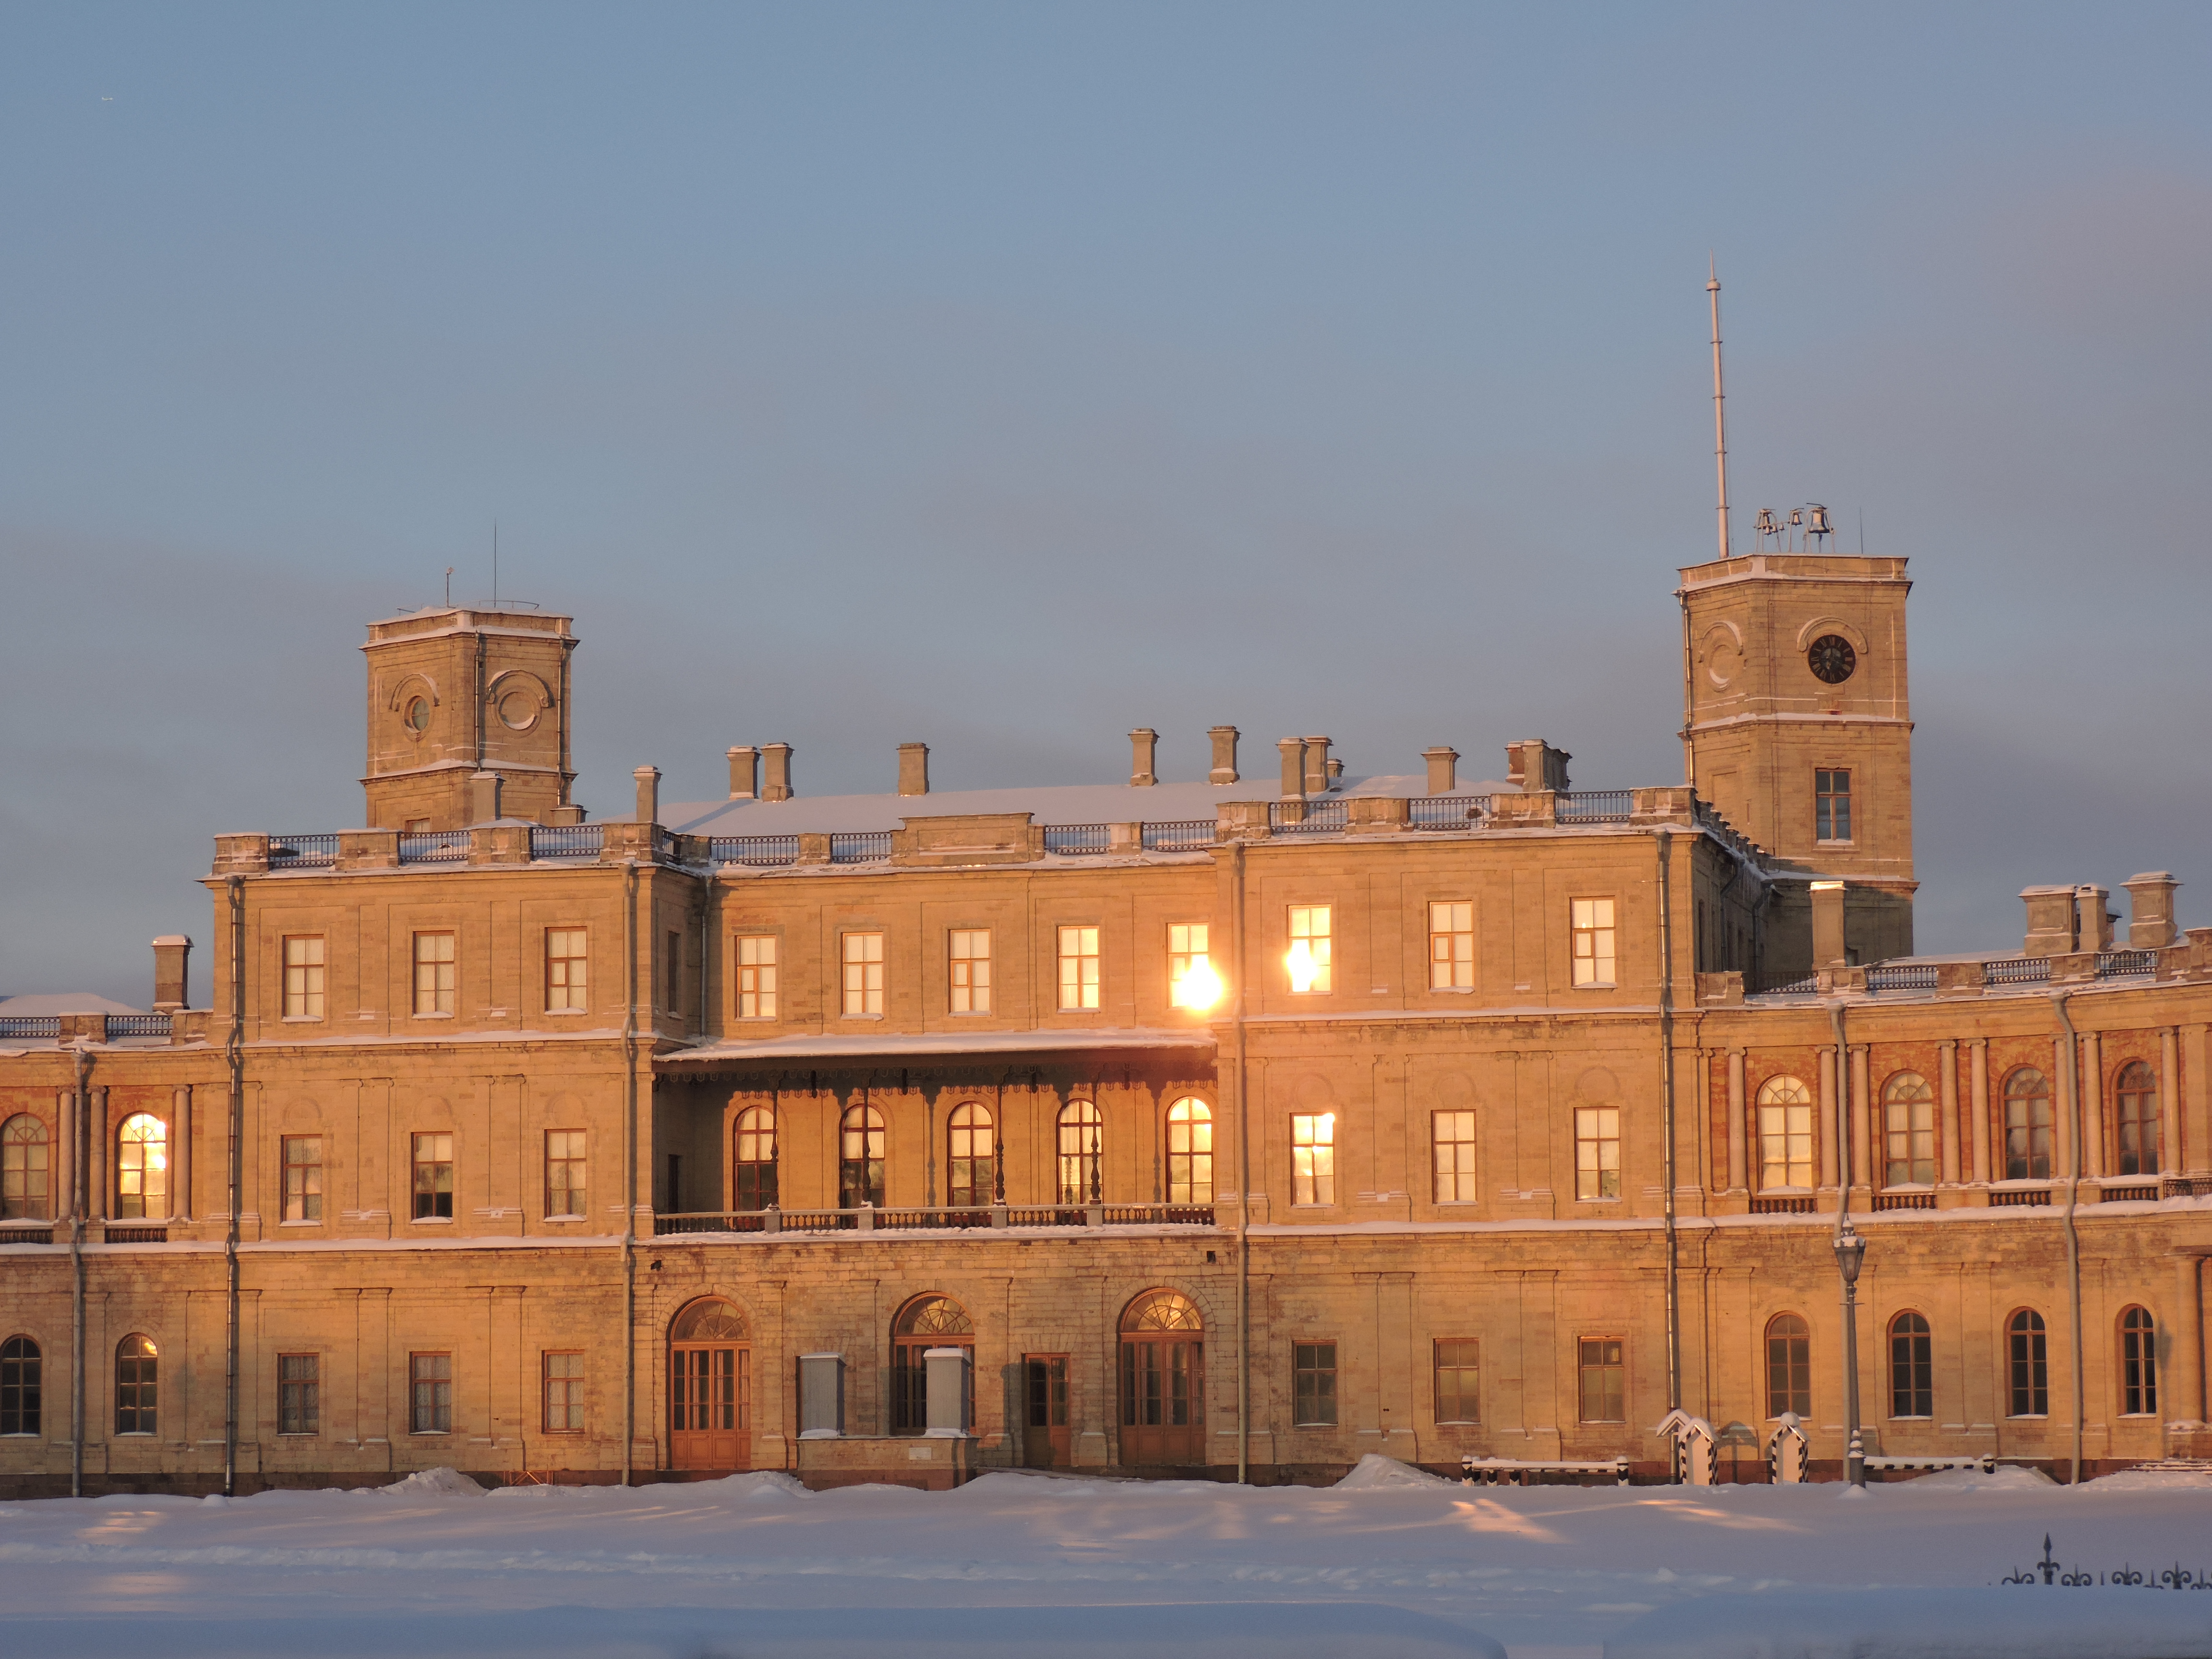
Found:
1807,634 -> 1857,685
497,690 -> 539,731
403,696 -> 433,735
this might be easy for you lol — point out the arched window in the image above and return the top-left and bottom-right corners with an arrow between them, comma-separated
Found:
116,1334 -> 157,1435
2120,1306 -> 2157,1417
840,1105 -> 885,1210
2003,1070 -> 2052,1181
892,1295 -> 972,1434
1119,1291 -> 1205,1466
2006,1310 -> 2048,1417
733,1107 -> 777,1213
1057,1100 -> 1102,1206
947,1103 -> 994,1209
2,1115 -> 50,1221
1882,1072 -> 1935,1187
2115,1063 -> 2159,1177
1755,1077 -> 1813,1190
1166,1098 -> 1213,1206
1765,1313 -> 1810,1419
1889,1311 -> 1932,1419
0,1336 -> 39,1436
115,1114 -> 168,1220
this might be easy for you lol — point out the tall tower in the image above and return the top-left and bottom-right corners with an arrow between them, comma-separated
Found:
1680,551 -> 1915,962
361,607 -> 578,830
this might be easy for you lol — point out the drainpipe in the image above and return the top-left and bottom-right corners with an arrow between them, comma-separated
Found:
1231,840 -> 1250,1486
1829,998 -> 1862,1486
225,875 -> 245,1498
2054,991 -> 2084,1485
1657,830 -> 1680,1421
622,860 -> 639,1487
70,1045 -> 88,1499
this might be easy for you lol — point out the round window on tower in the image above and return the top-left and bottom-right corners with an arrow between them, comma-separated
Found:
1807,635 -> 1857,685
497,690 -> 538,731
403,696 -> 433,734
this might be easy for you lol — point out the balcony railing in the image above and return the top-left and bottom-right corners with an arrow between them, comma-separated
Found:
711,834 -> 800,867
1984,956 -> 2053,986
652,1202 -> 1217,1236
108,1014 -> 173,1039
1556,789 -> 1635,824
2096,949 -> 2156,979
102,1225 -> 169,1244
397,830 -> 469,865
828,830 -> 893,864
1864,964 -> 1939,993
0,1224 -> 55,1244
268,833 -> 340,868
1043,823 -> 1111,855
1269,798 -> 1349,833
1142,819 -> 1216,852
1408,794 -> 1491,830
529,824 -> 605,861
0,1016 -> 62,1041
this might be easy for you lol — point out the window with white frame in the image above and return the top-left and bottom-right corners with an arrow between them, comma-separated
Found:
1431,1109 -> 1477,1203
1574,1105 -> 1620,1200
1756,1075 -> 1814,1189
1291,1112 -> 1335,1206
1286,905 -> 1332,994
281,1135 -> 322,1222
412,931 -> 456,1016
1428,901 -> 1474,990
544,1129 -> 586,1217
842,932 -> 885,1016
1058,925 -> 1100,1011
949,929 -> 991,1014
1569,898 -> 1616,987
283,935 -> 325,1019
544,927 -> 588,1012
735,935 -> 777,1020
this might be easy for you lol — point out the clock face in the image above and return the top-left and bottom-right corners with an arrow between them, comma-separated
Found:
1807,635 -> 1857,685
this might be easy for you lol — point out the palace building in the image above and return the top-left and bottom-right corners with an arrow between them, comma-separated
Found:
1,549 -> 2208,1497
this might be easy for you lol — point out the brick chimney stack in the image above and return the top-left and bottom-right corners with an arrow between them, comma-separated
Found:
1129,729 -> 1158,787
898,743 -> 930,797
761,744 -> 793,802
727,746 -> 758,800
1208,726 -> 1240,785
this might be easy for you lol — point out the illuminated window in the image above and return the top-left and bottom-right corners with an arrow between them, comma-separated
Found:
1575,1105 -> 1620,1200
1058,925 -> 1101,1010
1431,1109 -> 1477,1203
949,930 -> 992,1014
410,1351 -> 453,1433
278,1354 -> 319,1435
115,1114 -> 168,1220
1166,1098 -> 1213,1205
1890,1311 -> 1932,1419
2004,1069 -> 2053,1181
412,931 -> 456,1016
544,1129 -> 586,1217
734,1107 -> 777,1212
282,935 -> 325,1019
2120,1307 -> 2157,1417
1291,1113 -> 1335,1205
412,1131 -> 454,1220
1433,1339 -> 1479,1423
1168,923 -> 1214,1009
1428,901 -> 1474,990
1757,1075 -> 1814,1189
1883,1072 -> 1935,1186
2115,1062 -> 2159,1176
948,1102 -> 994,1207
543,1351 -> 585,1432
1578,1337 -> 1624,1423
1766,1313 -> 1810,1418
115,1334 -> 158,1434
544,928 -> 588,1012
1286,907 -> 1331,994
735,935 -> 777,1020
281,1135 -> 323,1222
1815,769 -> 1852,842
1570,898 -> 1616,987
1058,1100 -> 1102,1205
1293,1341 -> 1337,1426
1,1115 -> 50,1221
840,1105 -> 885,1208
842,932 -> 885,1016
2007,1310 -> 2048,1417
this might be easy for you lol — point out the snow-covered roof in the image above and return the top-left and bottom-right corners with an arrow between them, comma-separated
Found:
0,992 -> 147,1016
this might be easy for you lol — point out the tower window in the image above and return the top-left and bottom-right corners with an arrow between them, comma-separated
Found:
1815,770 -> 1852,842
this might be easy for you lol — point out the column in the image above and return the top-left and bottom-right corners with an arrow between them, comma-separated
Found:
173,1086 -> 193,1221
2186,1025 -> 2211,1179
2080,1031 -> 2104,1180
2054,1036 -> 2076,1183
55,1088 -> 75,1223
1726,1050 -> 1746,1193
1819,1049 -> 1840,1204
1938,1041 -> 1960,1186
2160,1028 -> 2181,1181
1850,1046 -> 1872,1194
87,1086 -> 108,1222
1969,1040 -> 1991,1185
2174,1255 -> 2205,1430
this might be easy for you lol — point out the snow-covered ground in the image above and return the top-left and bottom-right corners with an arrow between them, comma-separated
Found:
4,1459 -> 2212,1658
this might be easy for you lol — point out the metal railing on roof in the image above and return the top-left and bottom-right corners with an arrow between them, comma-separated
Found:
1556,790 -> 1634,824
268,833 -> 340,868
712,833 -> 800,867
0,1016 -> 62,1041
828,830 -> 892,864
1142,819 -> 1216,852
1985,956 -> 2053,986
1864,963 -> 1939,993
2096,949 -> 2156,979
1409,794 -> 1491,830
108,1014 -> 173,1039
397,830 -> 469,865
1269,797 -> 1348,833
1043,823 -> 1111,855
530,824 -> 604,861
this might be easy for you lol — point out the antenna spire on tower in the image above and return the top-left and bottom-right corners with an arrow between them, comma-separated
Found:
1708,257 -> 1731,561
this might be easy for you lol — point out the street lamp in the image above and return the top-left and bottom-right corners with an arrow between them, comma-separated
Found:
1833,1221 -> 1867,1489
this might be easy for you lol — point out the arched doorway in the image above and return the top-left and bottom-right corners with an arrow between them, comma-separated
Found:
1118,1289 -> 1204,1467
892,1294 -> 972,1434
669,1298 -> 750,1471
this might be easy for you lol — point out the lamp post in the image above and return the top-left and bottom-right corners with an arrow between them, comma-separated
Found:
1833,1221 -> 1867,1489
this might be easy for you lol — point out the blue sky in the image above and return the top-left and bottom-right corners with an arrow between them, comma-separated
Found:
3,3 -> 2208,1003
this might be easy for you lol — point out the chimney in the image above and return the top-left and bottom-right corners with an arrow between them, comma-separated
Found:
761,743 -> 793,802
727,746 -> 758,800
1506,739 -> 1571,793
898,742 -> 930,797
467,769 -> 503,824
1422,746 -> 1459,795
1277,737 -> 1306,800
1326,757 -> 1344,790
152,936 -> 192,1013
2021,886 -> 2077,955
634,765 -> 661,826
1129,728 -> 1158,787
2075,885 -> 2114,953
1208,725 -> 1240,784
2122,872 -> 2181,949
1302,736 -> 1332,796
1811,881 -> 1847,967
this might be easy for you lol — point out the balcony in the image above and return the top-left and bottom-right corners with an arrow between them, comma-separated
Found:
653,1202 -> 1218,1237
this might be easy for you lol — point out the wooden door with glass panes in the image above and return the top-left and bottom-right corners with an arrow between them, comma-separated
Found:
1024,1355 -> 1070,1467
669,1299 -> 750,1470
1117,1291 -> 1204,1467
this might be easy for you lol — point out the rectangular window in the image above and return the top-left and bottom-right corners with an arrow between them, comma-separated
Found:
410,1351 -> 453,1433
2008,1318 -> 2049,1418
1168,923 -> 1212,1009
282,935 -> 325,1019
544,927 -> 588,1012
1578,1337 -> 1625,1422
842,931 -> 885,1016
664,930 -> 684,1019
1058,925 -> 1101,1011
0,1337 -> 40,1435
281,1135 -> 323,1223
545,1129 -> 586,1217
1570,898 -> 1616,988
543,1351 -> 585,1432
735,935 -> 778,1020
1290,1113 -> 1336,1205
412,1131 -> 454,1220
949,929 -> 992,1014
1428,901 -> 1474,990
1431,1109 -> 1478,1203
1575,1105 -> 1621,1200
411,931 -> 456,1016
1293,1341 -> 1338,1426
1816,769 -> 1852,842
1433,1338 -> 1479,1423
278,1353 -> 319,1435
1286,906 -> 1332,994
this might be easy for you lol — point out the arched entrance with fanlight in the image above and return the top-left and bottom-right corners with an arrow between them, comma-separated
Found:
669,1297 -> 750,1471
891,1294 -> 972,1434
1118,1289 -> 1205,1467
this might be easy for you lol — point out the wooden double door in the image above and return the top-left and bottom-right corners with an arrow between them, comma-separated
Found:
1023,1355 -> 1070,1467
1118,1333 -> 1204,1466
670,1341 -> 751,1471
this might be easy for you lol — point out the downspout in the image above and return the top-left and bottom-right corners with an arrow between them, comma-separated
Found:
70,1045 -> 88,1499
2054,991 -> 2084,1485
621,859 -> 639,1487
225,874 -> 245,1498
1657,830 -> 1680,1417
1232,840 -> 1250,1486
1829,1001 -> 1851,1233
